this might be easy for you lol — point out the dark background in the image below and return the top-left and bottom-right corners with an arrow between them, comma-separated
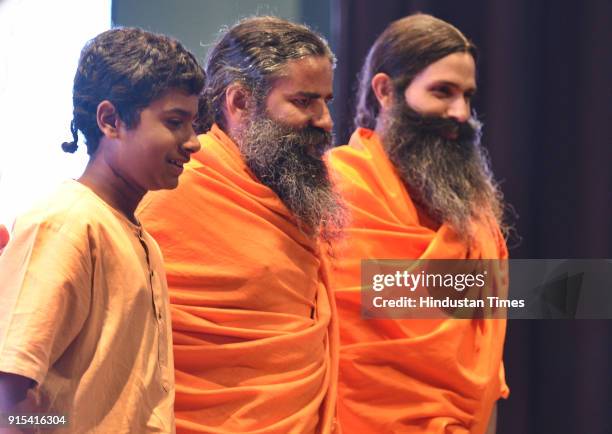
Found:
328,2 -> 612,433
115,1 -> 612,432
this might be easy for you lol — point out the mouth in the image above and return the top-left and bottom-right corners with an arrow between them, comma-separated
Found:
442,127 -> 459,140
168,158 -> 187,174
444,132 -> 458,140
306,142 -> 329,160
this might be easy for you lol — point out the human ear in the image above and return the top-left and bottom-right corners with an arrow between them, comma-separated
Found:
96,100 -> 120,139
371,73 -> 395,111
224,83 -> 252,124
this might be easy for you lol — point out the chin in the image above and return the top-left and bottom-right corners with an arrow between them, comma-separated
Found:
150,179 -> 179,191
163,180 -> 180,190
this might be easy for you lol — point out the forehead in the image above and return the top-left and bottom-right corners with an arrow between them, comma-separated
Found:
148,88 -> 198,113
270,56 -> 333,95
411,52 -> 476,90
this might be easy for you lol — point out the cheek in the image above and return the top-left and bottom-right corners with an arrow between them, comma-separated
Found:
405,90 -> 447,116
280,115 -> 310,129
266,100 -> 310,128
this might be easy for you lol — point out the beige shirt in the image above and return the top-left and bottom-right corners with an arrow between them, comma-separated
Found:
0,180 -> 174,433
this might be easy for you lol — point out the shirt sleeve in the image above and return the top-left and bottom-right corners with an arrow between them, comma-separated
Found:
0,219 -> 92,385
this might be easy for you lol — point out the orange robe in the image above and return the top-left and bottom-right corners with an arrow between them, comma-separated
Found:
325,128 -> 508,434
137,125 -> 338,434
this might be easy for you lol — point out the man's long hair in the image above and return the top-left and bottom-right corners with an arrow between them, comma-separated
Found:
354,14 -> 476,130
356,14 -> 513,240
202,16 -> 335,131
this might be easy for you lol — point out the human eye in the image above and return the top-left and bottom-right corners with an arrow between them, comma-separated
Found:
292,97 -> 310,108
431,85 -> 452,98
165,118 -> 184,130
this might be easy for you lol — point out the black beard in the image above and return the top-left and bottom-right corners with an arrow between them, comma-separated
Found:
236,112 -> 347,241
381,101 -> 504,239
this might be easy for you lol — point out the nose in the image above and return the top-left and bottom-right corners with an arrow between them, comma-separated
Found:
447,98 -> 470,123
182,128 -> 201,155
310,101 -> 333,133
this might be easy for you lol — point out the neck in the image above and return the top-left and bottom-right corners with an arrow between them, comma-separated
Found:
78,153 -> 144,225
224,121 -> 243,149
373,111 -> 391,138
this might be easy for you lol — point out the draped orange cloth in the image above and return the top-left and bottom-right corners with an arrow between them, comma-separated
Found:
325,128 -> 509,434
137,125 -> 339,434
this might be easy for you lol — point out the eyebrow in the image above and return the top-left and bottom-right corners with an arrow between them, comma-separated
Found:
293,91 -> 334,100
163,108 -> 198,119
434,80 -> 477,94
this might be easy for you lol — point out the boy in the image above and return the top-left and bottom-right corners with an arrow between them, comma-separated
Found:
0,27 -> 204,432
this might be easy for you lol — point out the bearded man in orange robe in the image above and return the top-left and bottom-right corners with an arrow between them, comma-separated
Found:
326,14 -> 509,434
137,16 -> 346,434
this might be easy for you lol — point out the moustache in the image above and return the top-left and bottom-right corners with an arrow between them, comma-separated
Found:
279,125 -> 333,159
398,105 -> 480,143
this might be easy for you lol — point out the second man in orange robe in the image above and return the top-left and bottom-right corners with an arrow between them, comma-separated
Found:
138,16 -> 346,434
326,14 -> 510,434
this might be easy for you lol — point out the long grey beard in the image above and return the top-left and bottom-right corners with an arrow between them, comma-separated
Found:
381,102 -> 505,239
236,114 -> 347,242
